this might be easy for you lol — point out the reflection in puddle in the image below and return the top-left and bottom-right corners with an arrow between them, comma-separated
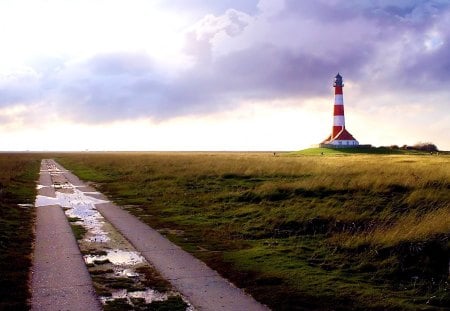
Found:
35,195 -> 59,206
83,191 -> 102,195
119,268 -> 139,277
62,190 -> 110,243
37,185 -> 110,243
103,288 -> 170,304
53,183 -> 72,190
85,250 -> 145,265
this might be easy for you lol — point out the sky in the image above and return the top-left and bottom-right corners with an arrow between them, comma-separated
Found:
0,0 -> 449,151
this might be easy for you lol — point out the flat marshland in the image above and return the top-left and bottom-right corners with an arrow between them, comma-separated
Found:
55,152 -> 450,310
0,152 -> 448,310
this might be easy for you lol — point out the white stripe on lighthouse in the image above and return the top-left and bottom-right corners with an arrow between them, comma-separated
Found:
333,115 -> 345,126
334,94 -> 343,105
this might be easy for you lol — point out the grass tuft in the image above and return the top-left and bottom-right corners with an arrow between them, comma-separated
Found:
70,224 -> 87,241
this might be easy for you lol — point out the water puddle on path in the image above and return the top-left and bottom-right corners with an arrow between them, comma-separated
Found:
85,249 -> 145,266
39,160 -> 194,310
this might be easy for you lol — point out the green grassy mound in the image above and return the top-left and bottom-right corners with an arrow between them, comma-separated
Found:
293,147 -> 433,156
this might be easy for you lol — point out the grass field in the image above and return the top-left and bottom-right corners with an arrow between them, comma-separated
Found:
56,152 -> 450,310
292,147 -> 441,155
0,154 -> 41,310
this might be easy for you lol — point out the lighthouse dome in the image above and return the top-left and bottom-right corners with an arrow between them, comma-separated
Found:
334,73 -> 343,87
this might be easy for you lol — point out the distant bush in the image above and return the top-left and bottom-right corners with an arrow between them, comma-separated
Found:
396,142 -> 439,152
411,142 -> 439,152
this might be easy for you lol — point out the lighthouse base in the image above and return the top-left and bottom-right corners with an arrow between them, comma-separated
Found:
321,127 -> 360,148
318,143 -> 372,149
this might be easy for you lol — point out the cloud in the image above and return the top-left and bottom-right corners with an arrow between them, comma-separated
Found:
0,66 -> 41,107
0,0 -> 449,127
184,9 -> 252,63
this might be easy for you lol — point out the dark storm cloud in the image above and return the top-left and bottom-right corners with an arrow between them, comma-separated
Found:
1,0 -> 450,124
208,44 -> 368,98
279,0 -> 450,88
53,53 -> 168,121
281,0 -> 447,26
53,41 -> 373,122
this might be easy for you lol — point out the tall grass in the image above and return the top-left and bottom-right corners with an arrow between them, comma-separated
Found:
57,152 -> 450,310
331,206 -> 450,248
0,153 -> 41,310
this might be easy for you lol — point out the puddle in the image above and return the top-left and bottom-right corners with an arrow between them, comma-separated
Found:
103,288 -> 170,303
121,269 -> 140,278
18,203 -> 34,208
85,249 -> 144,265
83,191 -> 102,195
102,289 -> 195,311
35,195 -> 60,206
36,185 -> 110,242
53,183 -> 72,190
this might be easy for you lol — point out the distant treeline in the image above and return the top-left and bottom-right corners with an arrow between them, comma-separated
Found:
388,142 -> 439,152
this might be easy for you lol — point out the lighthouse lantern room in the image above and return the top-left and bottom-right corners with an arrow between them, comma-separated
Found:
320,73 -> 359,148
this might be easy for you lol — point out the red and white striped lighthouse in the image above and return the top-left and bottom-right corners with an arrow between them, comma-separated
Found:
321,73 -> 359,147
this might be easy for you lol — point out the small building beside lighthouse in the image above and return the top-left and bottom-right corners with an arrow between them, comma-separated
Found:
320,73 -> 359,148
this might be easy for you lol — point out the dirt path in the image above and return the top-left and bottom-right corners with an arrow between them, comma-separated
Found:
31,160 -> 101,311
59,160 -> 268,310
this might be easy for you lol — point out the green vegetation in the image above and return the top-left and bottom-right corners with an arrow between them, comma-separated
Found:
104,295 -> 187,311
56,152 -> 450,310
70,223 -> 88,240
293,147 -> 434,156
68,216 -> 82,222
145,296 -> 188,311
0,153 -> 41,310
135,266 -> 172,292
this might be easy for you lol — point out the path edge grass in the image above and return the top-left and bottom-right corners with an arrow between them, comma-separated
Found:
0,154 -> 41,311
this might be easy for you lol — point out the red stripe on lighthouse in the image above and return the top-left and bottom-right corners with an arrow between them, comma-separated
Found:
333,105 -> 344,115
332,126 -> 342,138
332,75 -> 344,138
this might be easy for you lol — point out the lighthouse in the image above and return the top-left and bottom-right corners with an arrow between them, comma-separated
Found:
320,73 -> 359,147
